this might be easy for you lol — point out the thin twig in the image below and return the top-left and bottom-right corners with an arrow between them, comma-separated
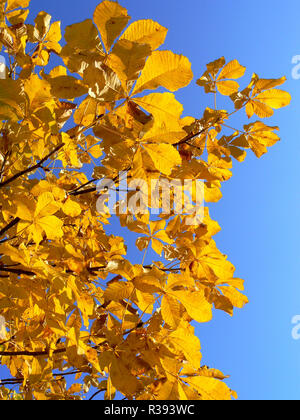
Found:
89,389 -> 105,401
0,217 -> 20,238
0,143 -> 64,189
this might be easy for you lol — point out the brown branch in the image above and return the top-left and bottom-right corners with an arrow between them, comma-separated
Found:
123,322 -> 145,337
69,166 -> 132,197
0,348 -> 66,357
70,186 -> 97,197
0,370 -> 84,387
0,143 -> 64,189
0,217 -> 20,238
89,389 -> 105,401
0,319 -> 147,358
0,267 -> 36,276
68,178 -> 98,195
173,128 -> 207,147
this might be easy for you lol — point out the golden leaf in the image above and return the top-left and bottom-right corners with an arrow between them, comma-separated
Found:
133,50 -> 193,94
120,19 -> 168,50
170,290 -> 213,323
143,143 -> 182,176
93,0 -> 130,52
218,59 -> 246,80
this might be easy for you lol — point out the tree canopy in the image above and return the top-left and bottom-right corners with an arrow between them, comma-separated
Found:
0,0 -> 291,400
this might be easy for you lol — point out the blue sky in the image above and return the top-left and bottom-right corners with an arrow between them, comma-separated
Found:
2,0 -> 300,400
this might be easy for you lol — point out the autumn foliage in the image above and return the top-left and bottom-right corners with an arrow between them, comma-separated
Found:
0,0 -> 291,400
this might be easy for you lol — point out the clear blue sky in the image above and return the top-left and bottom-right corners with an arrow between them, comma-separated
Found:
3,0 -> 300,400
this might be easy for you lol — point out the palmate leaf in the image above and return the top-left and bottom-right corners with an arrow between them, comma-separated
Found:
107,39 -> 151,92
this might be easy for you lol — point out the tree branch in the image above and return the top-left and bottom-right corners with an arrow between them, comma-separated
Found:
70,186 -> 97,197
89,389 -> 105,401
0,143 -> 64,189
69,167 -> 132,197
173,128 -> 207,147
0,217 -> 20,238
0,348 -> 66,357
0,267 -> 36,276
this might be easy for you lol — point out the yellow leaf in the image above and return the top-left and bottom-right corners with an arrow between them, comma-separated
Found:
161,295 -> 182,328
217,80 -> 239,96
170,290 -> 212,323
253,76 -> 286,94
74,97 -> 101,126
218,59 -> 246,80
246,121 -> 280,157
150,220 -> 166,234
48,76 -> 88,99
133,275 -> 162,293
93,1 -> 130,52
143,143 -> 182,176
219,286 -> 248,309
206,57 -> 226,78
151,238 -> 164,256
166,273 -> 195,291
24,74 -> 53,111
6,0 -> 30,12
110,356 -> 139,396
104,282 -> 134,301
134,92 -> 186,144
186,376 -> 231,401
31,180 -> 65,201
246,100 -> 274,119
120,19 -> 168,50
49,66 -> 67,78
65,19 -> 100,50
36,215 -> 63,240
89,144 -> 102,159
86,348 -> 101,372
0,78 -> 25,119
62,199 -> 82,217
6,8 -> 29,25
154,230 -> 173,245
107,39 -> 151,92
133,50 -> 193,95
77,294 -> 94,328
15,196 -> 36,221
68,384 -> 82,395
255,89 -> 291,109
35,192 -> 60,218
169,328 -> 202,369
45,21 -> 62,44
30,358 -> 43,381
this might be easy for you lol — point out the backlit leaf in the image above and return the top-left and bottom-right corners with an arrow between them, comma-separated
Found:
93,0 -> 130,52
120,19 -> 168,50
133,50 -> 193,94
